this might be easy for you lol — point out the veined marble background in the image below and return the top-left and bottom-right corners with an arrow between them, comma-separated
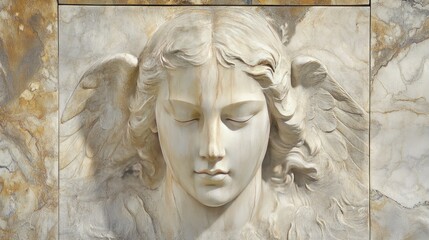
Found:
1,0 -> 429,239
0,0 -> 58,239
371,0 -> 429,238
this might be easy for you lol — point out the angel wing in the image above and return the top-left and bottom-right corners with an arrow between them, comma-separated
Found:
284,56 -> 369,238
60,53 -> 139,180
291,55 -> 368,169
60,53 -> 162,239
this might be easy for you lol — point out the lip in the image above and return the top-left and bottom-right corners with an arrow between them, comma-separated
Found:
194,169 -> 230,185
194,169 -> 229,175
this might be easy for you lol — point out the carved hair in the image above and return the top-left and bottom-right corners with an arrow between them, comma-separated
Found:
128,8 -> 314,189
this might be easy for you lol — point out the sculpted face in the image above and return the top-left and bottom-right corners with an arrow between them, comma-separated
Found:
155,57 -> 271,207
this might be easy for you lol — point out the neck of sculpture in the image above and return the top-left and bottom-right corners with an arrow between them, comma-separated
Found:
166,169 -> 263,239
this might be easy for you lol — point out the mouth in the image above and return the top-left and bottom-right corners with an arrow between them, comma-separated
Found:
194,169 -> 229,175
194,169 -> 230,185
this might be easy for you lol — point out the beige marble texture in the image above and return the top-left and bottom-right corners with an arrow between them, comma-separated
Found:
0,0 -> 58,239
58,0 -> 368,5
254,0 -> 369,5
59,0 -> 250,5
2,0 -> 428,238
371,0 -> 429,238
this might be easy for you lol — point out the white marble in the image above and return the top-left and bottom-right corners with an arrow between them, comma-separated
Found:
371,191 -> 429,239
371,0 -> 429,238
59,6 -> 369,239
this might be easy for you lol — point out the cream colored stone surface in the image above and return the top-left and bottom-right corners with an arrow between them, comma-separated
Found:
371,0 -> 429,238
0,0 -> 58,239
59,7 -> 369,239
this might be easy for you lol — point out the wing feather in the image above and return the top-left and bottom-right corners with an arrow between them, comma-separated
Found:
316,91 -> 335,111
333,108 -> 367,131
60,130 -> 86,169
314,109 -> 337,133
335,120 -> 367,155
321,131 -> 348,162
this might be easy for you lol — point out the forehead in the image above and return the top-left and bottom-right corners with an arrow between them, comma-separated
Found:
162,58 -> 265,105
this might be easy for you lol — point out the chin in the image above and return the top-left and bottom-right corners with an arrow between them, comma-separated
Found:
194,187 -> 236,208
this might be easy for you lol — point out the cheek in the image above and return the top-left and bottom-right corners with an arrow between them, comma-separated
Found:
227,110 -> 270,176
156,109 -> 197,177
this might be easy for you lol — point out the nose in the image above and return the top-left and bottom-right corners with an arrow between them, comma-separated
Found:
199,117 -> 225,160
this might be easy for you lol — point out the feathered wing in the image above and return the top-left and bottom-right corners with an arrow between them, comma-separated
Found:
60,54 -> 159,239
284,56 -> 369,239
60,53 -> 139,180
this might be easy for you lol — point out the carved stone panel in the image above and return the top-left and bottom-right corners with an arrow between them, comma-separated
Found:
59,6 -> 369,239
2,0 -> 429,239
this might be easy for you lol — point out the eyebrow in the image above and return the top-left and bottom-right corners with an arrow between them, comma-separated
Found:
222,100 -> 265,116
223,100 -> 265,109
166,99 -> 199,109
166,99 -> 265,111
163,99 -> 200,116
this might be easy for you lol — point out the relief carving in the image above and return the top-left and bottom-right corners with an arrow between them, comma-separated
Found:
60,8 -> 368,239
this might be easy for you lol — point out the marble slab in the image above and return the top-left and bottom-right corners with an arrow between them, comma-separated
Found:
371,0 -> 429,238
58,0 -> 368,5
59,0 -> 250,5
59,6 -> 369,239
0,0 -> 58,239
253,0 -> 369,5
2,0 -> 428,238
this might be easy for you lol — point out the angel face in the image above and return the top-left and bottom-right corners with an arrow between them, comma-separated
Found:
155,57 -> 271,207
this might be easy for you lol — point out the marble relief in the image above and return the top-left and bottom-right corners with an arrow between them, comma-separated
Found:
2,0 -> 427,238
59,7 -> 369,239
370,0 -> 429,238
0,0 -> 58,239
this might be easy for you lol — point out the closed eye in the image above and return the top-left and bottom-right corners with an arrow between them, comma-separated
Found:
225,115 -> 253,123
223,115 -> 255,130
222,100 -> 264,129
163,99 -> 200,124
175,118 -> 199,123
